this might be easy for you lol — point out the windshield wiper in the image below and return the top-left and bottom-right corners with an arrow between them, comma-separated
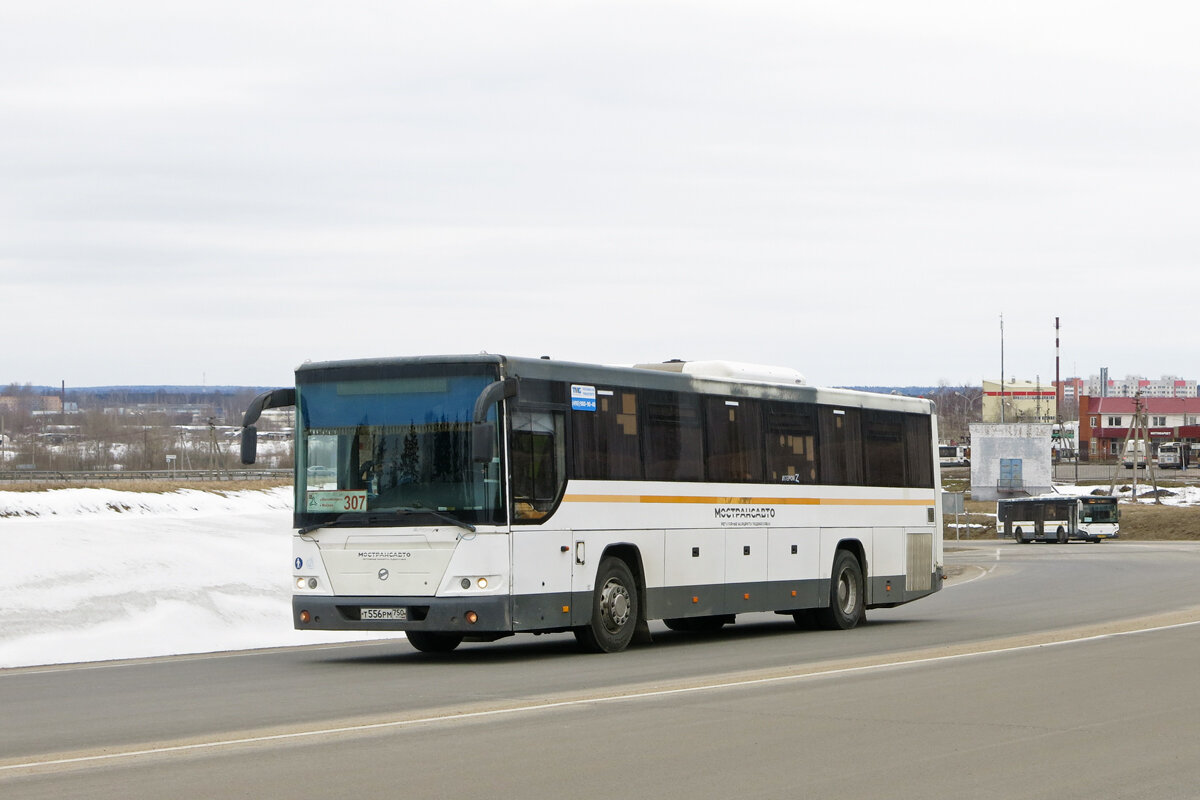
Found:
395,507 -> 477,534
299,508 -> 476,535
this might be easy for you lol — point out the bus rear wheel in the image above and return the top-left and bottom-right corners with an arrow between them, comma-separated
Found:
575,557 -> 639,653
817,550 -> 864,630
406,631 -> 463,653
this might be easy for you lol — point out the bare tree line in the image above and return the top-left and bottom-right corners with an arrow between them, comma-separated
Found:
1,384 -> 292,472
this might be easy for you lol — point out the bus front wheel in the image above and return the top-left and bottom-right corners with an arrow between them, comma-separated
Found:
817,550 -> 864,630
575,557 -> 640,653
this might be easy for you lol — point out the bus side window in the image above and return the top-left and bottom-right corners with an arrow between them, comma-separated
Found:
511,409 -> 566,522
571,389 -> 642,480
863,410 -> 906,487
904,414 -> 934,488
818,407 -> 862,486
765,402 -> 819,484
704,397 -> 763,483
643,391 -> 704,481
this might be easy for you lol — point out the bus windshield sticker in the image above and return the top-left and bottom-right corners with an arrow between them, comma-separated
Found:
306,490 -> 369,513
571,384 -> 597,412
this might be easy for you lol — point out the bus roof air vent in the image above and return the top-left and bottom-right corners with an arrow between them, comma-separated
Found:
635,360 -> 806,386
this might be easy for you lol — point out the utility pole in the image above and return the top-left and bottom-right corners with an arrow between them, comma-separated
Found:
1000,314 -> 1006,423
1110,392 -> 1161,502
207,417 -> 226,480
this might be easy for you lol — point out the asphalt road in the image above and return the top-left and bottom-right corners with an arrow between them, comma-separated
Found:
4,540 -> 1200,799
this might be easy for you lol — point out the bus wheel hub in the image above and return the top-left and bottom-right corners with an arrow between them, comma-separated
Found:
601,579 -> 631,631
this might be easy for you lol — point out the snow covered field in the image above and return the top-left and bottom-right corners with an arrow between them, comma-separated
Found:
0,487 -> 398,669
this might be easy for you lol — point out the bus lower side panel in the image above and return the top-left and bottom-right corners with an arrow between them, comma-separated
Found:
293,572 -> 941,633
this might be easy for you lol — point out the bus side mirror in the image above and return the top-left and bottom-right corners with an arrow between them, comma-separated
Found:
473,422 -> 496,464
241,425 -> 258,465
471,378 -> 517,464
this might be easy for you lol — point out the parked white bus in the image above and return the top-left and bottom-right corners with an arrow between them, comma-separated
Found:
1121,439 -> 1149,469
938,444 -> 969,467
1156,442 -> 1197,470
241,355 -> 943,653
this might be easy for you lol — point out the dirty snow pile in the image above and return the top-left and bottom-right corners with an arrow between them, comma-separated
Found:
1050,483 -> 1200,505
0,487 -> 398,669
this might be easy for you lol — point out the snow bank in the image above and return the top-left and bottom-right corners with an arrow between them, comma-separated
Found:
0,486 -> 293,518
0,488 -> 400,669
1049,483 -> 1200,505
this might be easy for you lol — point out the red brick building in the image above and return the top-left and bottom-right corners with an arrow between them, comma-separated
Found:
1079,395 -> 1200,458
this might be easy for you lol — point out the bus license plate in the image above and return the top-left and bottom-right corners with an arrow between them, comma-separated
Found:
361,607 -> 407,621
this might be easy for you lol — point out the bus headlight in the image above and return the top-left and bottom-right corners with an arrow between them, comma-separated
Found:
456,573 -> 499,592
296,577 -> 318,590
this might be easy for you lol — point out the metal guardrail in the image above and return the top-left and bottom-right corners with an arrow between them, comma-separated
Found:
0,469 -> 292,483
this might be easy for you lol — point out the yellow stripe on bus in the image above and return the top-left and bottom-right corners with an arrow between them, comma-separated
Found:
561,494 -> 933,507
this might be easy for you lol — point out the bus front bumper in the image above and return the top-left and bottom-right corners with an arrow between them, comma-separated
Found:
293,595 -> 513,633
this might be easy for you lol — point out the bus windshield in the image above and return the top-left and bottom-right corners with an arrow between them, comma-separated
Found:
1080,499 -> 1118,524
297,367 -> 504,527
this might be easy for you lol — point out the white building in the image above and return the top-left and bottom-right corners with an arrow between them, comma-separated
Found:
969,423 -> 1053,502
1087,375 -> 1197,398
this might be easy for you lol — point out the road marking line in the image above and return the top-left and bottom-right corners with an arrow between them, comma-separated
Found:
5,616 -> 1200,776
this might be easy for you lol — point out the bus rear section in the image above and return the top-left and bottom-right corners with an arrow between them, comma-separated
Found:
1156,442 -> 1197,470
938,444 -> 969,467
999,498 -> 1074,544
1122,440 -> 1149,469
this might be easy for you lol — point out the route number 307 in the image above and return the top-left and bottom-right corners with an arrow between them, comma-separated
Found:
341,493 -> 367,511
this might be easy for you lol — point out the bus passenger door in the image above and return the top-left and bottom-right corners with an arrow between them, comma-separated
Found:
509,407 -> 573,631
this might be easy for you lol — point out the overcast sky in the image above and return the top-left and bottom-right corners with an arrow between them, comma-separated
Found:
2,1 -> 1197,390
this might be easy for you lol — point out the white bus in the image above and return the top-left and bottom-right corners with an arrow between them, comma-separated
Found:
1156,442 -> 1197,470
241,355 -> 943,654
1121,439 -> 1149,469
998,495 -> 1119,543
938,444 -> 969,467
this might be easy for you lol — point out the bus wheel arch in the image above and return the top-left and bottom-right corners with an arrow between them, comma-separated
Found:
575,546 -> 644,653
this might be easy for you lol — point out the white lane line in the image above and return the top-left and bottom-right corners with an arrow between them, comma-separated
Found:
5,616 -> 1200,776
946,548 -> 1000,587
948,565 -> 989,587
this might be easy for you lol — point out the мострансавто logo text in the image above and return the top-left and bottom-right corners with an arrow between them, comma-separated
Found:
713,507 -> 776,520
